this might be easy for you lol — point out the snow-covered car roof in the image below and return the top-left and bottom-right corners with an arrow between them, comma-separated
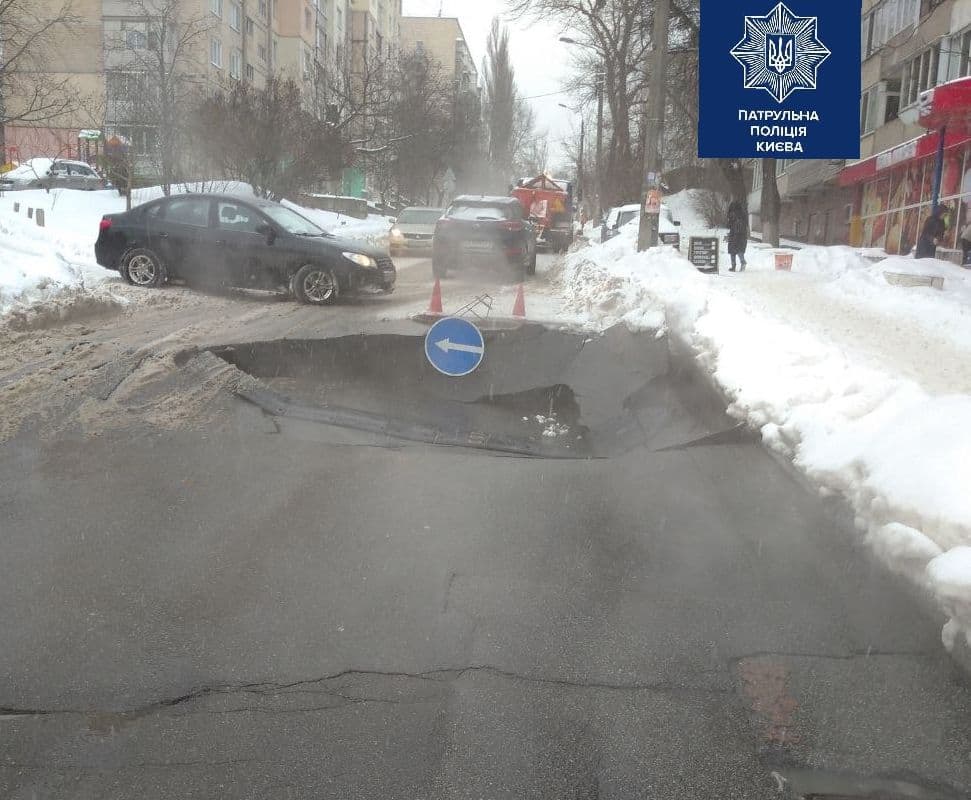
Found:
3,158 -> 57,180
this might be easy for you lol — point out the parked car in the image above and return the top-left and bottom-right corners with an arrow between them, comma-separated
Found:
0,158 -> 105,191
601,203 -> 640,242
94,193 -> 396,305
601,203 -> 682,248
432,196 -> 537,280
389,207 -> 445,255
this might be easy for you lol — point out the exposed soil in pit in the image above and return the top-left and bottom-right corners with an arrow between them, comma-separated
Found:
205,324 -> 747,458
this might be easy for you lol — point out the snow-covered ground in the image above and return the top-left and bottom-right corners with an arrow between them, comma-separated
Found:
549,189 -> 971,655
0,182 -> 392,320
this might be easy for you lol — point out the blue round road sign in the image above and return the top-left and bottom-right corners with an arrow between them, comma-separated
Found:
424,317 -> 485,377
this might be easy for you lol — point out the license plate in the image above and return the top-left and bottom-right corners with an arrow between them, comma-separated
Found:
463,240 -> 493,251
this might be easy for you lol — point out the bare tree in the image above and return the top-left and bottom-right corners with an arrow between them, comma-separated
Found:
103,0 -> 213,194
388,51 -> 455,204
509,0 -> 701,206
189,77 -> 349,200
483,17 -> 533,191
0,0 -> 82,151
760,157 -> 781,246
508,0 -> 649,205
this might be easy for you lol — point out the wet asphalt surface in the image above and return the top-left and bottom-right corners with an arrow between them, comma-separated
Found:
2,255 -> 971,799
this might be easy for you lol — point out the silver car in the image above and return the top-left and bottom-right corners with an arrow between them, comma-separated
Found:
1,158 -> 106,192
389,207 -> 444,255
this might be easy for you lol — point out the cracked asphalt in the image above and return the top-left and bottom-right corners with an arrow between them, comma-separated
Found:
2,256 -> 971,798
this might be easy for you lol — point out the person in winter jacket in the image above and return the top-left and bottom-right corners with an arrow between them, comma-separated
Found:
960,218 -> 971,266
915,207 -> 946,259
727,200 -> 748,271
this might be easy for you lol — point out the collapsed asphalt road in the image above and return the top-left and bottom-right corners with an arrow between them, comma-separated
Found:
1,265 -> 971,799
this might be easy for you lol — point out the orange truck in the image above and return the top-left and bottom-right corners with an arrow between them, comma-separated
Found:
511,174 -> 575,253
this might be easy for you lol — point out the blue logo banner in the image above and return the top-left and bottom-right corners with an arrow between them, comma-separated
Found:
699,0 -> 861,159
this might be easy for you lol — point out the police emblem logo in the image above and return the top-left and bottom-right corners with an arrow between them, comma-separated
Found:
731,2 -> 831,103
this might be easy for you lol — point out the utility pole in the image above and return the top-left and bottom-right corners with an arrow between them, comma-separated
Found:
595,65 -> 604,222
578,117 -> 585,211
637,0 -> 671,252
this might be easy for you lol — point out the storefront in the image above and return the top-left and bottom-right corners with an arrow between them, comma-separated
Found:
839,77 -> 971,256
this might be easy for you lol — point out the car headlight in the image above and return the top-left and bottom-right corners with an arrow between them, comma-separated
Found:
390,228 -> 404,239
343,251 -> 378,268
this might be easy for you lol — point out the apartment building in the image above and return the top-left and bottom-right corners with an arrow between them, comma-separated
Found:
1,0 -> 105,161
399,16 -> 478,92
2,0 -> 353,167
349,0 -> 401,72
749,0 -> 971,255
275,0 -> 350,98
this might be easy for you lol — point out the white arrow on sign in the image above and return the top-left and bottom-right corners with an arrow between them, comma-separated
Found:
435,338 -> 484,355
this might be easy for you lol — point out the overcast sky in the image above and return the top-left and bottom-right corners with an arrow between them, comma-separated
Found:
400,0 -> 580,168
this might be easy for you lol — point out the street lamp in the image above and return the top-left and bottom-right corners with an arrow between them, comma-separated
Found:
559,103 -> 585,212
560,37 -> 605,222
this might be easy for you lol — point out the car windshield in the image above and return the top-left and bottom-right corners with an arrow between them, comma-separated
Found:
448,203 -> 511,221
398,209 -> 443,224
261,204 -> 327,235
6,4 -> 971,798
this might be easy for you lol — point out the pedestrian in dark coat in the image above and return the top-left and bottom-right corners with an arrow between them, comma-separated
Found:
959,218 -> 971,266
915,207 -> 946,259
727,200 -> 748,271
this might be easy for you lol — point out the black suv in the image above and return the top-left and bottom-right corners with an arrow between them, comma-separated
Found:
432,196 -> 537,280
94,193 -> 395,305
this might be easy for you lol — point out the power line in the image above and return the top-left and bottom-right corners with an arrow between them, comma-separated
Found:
521,88 -> 572,100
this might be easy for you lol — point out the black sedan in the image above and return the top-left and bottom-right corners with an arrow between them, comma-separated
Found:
95,193 -> 395,305
432,196 -> 536,280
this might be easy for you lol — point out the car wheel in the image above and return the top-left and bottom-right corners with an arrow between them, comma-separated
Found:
292,264 -> 339,306
432,256 -> 448,279
122,248 -> 167,288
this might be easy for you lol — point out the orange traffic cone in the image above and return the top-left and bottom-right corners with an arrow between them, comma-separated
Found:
512,284 -> 526,318
428,278 -> 443,314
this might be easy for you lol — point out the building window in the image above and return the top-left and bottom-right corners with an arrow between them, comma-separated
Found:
230,2 -> 241,30
210,0 -> 222,17
273,39 -> 278,62
860,86 -> 879,135
303,49 -> 313,78
258,44 -> 266,61
245,63 -> 255,80
123,23 -> 147,50
245,17 -> 254,35
305,8 -> 312,30
113,126 -> 156,156
230,48 -> 242,79
862,0 -> 919,60
901,44 -> 941,107
211,37 -> 222,67
415,40 -> 424,54
259,0 -> 267,18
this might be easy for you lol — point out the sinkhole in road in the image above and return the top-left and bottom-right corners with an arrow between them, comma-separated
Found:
208,323 -> 749,458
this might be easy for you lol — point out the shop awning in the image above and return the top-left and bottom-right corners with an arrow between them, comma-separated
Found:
838,129 -> 971,186
839,77 -> 971,187
918,76 -> 971,136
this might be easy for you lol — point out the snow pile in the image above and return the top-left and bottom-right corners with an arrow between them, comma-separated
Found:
551,222 -> 702,334
0,194 -> 119,321
551,228 -> 971,652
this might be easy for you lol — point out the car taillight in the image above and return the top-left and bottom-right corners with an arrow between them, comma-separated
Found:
500,221 -> 524,231
99,217 -> 112,232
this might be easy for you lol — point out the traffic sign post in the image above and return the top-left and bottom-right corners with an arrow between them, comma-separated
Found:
424,317 -> 485,377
